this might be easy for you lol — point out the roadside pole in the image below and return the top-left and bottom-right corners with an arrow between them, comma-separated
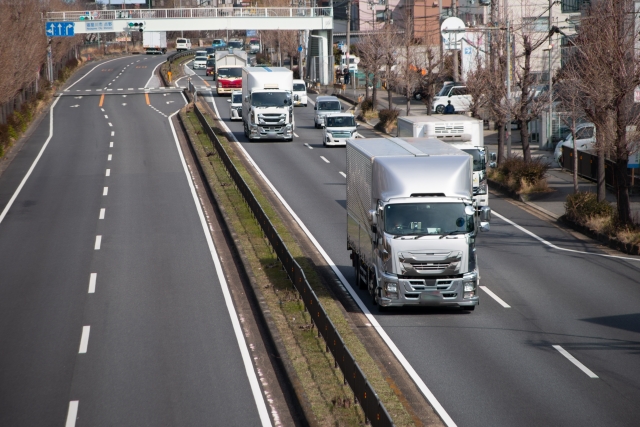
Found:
505,0 -> 512,157
452,0 -> 458,81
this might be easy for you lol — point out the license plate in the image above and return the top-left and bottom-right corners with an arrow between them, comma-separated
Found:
420,292 -> 440,301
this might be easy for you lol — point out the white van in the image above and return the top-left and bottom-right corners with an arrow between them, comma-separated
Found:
323,113 -> 358,146
314,96 -> 343,128
228,90 -> 242,120
292,79 -> 308,107
176,38 -> 191,52
432,83 -> 472,114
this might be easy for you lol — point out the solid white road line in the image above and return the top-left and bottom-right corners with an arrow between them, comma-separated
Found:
207,93 -> 455,426
88,273 -> 97,293
479,286 -> 511,308
168,109 -> 272,426
0,97 -> 61,225
105,169 -> 110,176
552,345 -> 599,378
94,236 -> 102,250
65,401 -> 79,427
493,211 -> 640,262
99,208 -> 105,219
320,156 -> 330,163
145,62 -> 163,88
78,326 -> 90,353
108,154 -> 112,161
103,187 -> 108,196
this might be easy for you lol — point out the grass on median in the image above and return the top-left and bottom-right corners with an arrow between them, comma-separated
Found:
180,104 -> 417,427
160,53 -> 193,85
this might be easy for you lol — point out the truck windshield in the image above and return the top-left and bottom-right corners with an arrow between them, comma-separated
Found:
326,116 -> 355,127
217,68 -> 242,78
228,42 -> 243,49
384,203 -> 473,236
461,148 -> 486,172
252,92 -> 291,107
317,101 -> 341,111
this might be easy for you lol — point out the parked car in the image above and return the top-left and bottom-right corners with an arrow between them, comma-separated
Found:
193,56 -> 207,70
206,59 -> 216,76
432,82 -> 472,114
553,123 -> 596,164
292,79 -> 308,107
212,38 -> 226,49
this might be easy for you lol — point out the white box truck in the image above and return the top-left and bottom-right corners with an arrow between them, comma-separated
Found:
242,67 -> 295,141
347,137 -> 490,311
215,49 -> 248,94
397,115 -> 490,207
143,32 -> 167,54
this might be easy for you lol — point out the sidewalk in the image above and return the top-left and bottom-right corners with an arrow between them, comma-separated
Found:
330,85 -> 640,224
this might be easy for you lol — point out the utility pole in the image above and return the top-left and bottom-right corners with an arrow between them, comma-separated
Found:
452,0 -> 458,81
346,0 -> 352,88
505,0 -> 512,157
547,0 -> 554,150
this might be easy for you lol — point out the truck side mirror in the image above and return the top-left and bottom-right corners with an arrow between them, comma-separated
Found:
480,206 -> 491,223
367,209 -> 377,225
371,224 -> 378,234
490,152 -> 497,161
314,105 -> 317,110
227,99 -> 231,103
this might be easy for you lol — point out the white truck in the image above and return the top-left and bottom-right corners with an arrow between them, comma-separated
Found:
142,32 -> 167,54
242,67 -> 295,141
397,115 -> 490,207
215,49 -> 248,94
347,137 -> 490,311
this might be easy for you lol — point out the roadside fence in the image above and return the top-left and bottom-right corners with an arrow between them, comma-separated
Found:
561,146 -> 640,193
188,97 -> 394,427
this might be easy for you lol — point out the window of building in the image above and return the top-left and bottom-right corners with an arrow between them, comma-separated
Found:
562,0 -> 590,13
523,16 -> 549,32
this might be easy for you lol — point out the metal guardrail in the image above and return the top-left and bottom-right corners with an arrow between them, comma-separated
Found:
45,7 -> 332,22
188,99 -> 394,427
561,146 -> 640,193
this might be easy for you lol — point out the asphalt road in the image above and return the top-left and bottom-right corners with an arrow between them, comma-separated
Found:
190,66 -> 640,427
0,54 -> 269,426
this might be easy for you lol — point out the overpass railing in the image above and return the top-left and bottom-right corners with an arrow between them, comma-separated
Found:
45,7 -> 332,22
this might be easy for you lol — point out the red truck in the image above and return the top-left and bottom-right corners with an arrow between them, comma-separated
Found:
215,49 -> 247,95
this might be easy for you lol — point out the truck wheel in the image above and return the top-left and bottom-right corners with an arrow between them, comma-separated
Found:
243,123 -> 249,138
435,105 -> 445,114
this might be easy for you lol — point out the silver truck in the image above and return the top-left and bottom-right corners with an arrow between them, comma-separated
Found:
397,115 -> 491,207
347,137 -> 490,311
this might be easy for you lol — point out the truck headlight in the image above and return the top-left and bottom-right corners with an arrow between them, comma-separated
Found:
385,282 -> 397,292
218,82 -> 222,88
463,279 -> 477,298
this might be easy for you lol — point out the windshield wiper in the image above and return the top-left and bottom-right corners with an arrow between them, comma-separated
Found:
439,231 -> 466,239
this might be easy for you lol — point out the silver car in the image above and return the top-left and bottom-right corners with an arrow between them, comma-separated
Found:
314,96 -> 342,128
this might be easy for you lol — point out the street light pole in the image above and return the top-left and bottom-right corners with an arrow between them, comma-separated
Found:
505,0 -> 512,157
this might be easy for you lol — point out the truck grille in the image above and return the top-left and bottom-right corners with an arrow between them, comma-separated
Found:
412,263 -> 450,271
259,114 -> 286,125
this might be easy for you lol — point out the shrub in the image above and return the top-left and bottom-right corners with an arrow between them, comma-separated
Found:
491,156 -> 550,193
255,53 -> 270,65
360,97 -> 373,112
565,191 -> 615,225
7,125 -> 17,141
375,109 -> 399,133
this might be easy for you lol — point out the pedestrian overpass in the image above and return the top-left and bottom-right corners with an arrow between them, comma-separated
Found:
45,6 -> 336,85
44,6 -> 333,32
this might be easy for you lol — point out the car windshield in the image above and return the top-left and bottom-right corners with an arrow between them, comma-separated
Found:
232,93 -> 242,103
384,202 -> 474,236
437,84 -> 454,97
293,83 -> 306,92
177,38 -> 187,43
318,101 -> 341,111
217,67 -> 242,78
206,59 -> 215,66
228,42 -> 243,48
461,148 -> 486,172
326,116 -> 355,127
213,39 -> 224,45
195,56 -> 207,61
251,91 -> 291,107
576,126 -> 594,139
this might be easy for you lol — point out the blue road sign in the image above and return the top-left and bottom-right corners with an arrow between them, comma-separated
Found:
46,22 -> 75,37
298,45 -> 303,52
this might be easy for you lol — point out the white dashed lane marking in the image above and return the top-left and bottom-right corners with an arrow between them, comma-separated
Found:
320,156 -> 330,163
88,273 -> 97,293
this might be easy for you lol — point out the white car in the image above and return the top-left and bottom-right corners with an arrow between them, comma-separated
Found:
193,56 -> 207,70
292,79 -> 308,107
553,123 -> 596,165
176,38 -> 191,52
228,91 -> 242,120
432,83 -> 472,114
323,113 -> 359,146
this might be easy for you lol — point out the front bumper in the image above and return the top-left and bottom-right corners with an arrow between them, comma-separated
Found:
217,87 -> 240,94
248,124 -> 293,140
376,270 -> 479,308
230,108 -> 242,120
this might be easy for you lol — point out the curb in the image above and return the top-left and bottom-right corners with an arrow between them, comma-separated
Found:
488,178 -> 640,256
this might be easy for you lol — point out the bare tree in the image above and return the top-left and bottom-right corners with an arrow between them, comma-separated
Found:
356,31 -> 385,105
561,0 -> 640,224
